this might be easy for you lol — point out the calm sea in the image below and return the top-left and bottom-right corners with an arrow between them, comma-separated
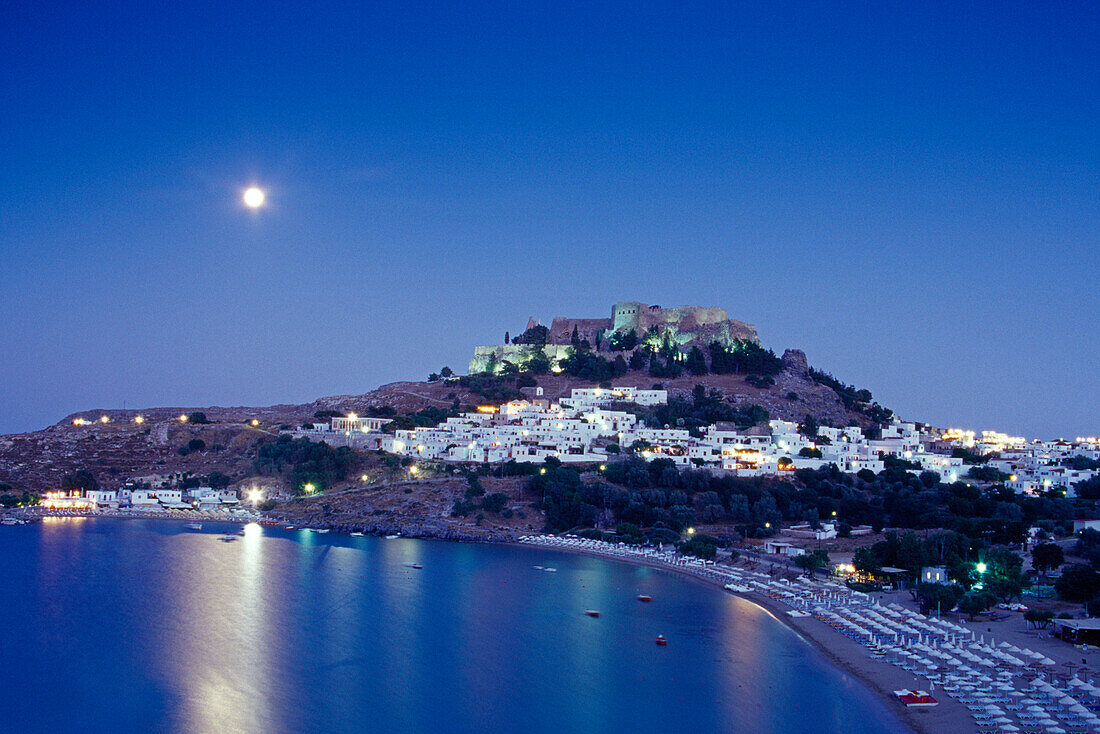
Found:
0,518 -> 907,733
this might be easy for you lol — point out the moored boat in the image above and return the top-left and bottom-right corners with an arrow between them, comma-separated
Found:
894,690 -> 937,707
637,595 -> 653,602
585,610 -> 600,618
655,635 -> 667,646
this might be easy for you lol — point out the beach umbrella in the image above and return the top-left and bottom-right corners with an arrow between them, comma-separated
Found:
1061,696 -> 1078,706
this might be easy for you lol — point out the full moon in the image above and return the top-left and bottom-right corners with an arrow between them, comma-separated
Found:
243,187 -> 266,209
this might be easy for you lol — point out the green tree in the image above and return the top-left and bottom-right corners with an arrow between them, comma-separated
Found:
524,347 -> 551,374
61,468 -> 98,492
206,471 -> 232,489
685,346 -> 708,375
1031,543 -> 1065,585
982,548 -> 1024,602
794,549 -> 829,578
1056,564 -> 1100,603
957,591 -> 996,620
853,546 -> 881,575
914,582 -> 964,615
1024,608 -> 1055,629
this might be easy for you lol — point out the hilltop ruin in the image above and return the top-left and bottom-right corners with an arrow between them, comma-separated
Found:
470,301 -> 758,374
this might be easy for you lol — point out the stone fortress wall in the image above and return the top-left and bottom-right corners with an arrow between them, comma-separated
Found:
469,301 -> 759,374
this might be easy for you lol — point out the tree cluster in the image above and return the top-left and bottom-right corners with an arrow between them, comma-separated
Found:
808,368 -> 893,423
253,435 -> 358,494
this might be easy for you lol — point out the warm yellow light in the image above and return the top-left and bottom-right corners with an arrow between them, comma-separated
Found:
133,415 -> 144,424
304,483 -> 315,494
347,412 -> 358,420
243,187 -> 265,208
360,474 -> 369,482
687,527 -> 695,535
599,464 -> 606,471
100,415 -> 110,423
250,419 -> 260,426
408,465 -> 419,475
179,414 -> 188,423
248,489 -> 263,503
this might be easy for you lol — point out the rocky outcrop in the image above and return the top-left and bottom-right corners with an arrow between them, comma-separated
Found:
781,349 -> 810,376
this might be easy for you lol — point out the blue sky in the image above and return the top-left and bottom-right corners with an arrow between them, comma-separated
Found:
1,1 -> 1097,438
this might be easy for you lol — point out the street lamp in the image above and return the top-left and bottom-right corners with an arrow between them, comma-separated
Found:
976,562 -> 987,574
304,483 -> 315,494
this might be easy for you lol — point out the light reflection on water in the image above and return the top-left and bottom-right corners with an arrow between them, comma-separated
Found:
0,520 -> 909,734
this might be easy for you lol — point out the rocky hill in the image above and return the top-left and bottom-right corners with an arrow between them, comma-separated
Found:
0,349 -> 885,494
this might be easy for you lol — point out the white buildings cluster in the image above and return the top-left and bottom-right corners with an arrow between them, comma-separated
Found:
40,486 -> 241,511
357,387 -> 970,482
287,388 -> 1097,493
937,431 -> 1100,496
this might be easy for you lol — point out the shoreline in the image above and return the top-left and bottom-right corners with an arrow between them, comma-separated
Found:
506,537 -> 972,734
4,508 -> 970,732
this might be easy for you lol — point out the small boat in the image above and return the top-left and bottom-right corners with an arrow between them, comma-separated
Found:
314,528 -> 330,534
637,595 -> 653,602
284,525 -> 295,530
533,565 -> 544,570
351,532 -> 364,537
894,690 -> 938,707
544,567 -> 557,572
408,563 -> 423,570
220,535 -> 238,542
185,522 -> 202,531
385,534 -> 400,539
585,610 -> 600,618
655,635 -> 667,646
